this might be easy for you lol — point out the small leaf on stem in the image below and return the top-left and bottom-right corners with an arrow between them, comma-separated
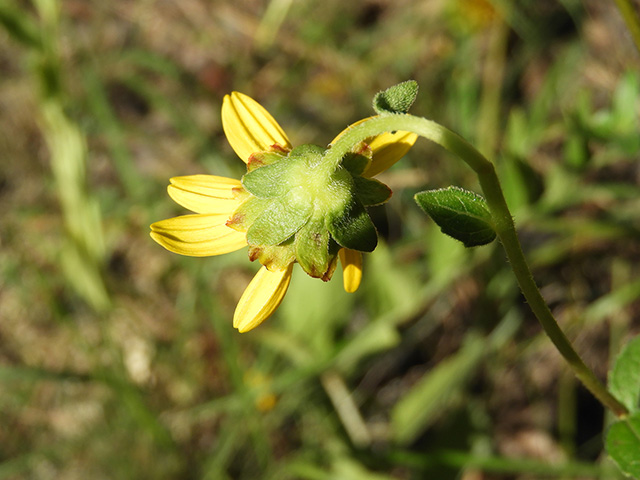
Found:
414,186 -> 496,247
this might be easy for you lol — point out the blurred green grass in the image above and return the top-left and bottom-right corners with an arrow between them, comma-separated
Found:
0,0 -> 639,478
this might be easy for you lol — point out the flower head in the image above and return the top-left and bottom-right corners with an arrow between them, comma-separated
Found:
151,92 -> 416,332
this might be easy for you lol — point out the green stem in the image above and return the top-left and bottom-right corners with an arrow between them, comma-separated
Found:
325,114 -> 629,418
614,0 -> 640,53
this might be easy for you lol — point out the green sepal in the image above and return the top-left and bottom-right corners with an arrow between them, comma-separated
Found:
247,150 -> 287,172
325,238 -> 341,280
248,237 -> 296,271
353,176 -> 392,206
341,143 -> 373,176
327,199 -> 378,252
241,157 -> 295,198
327,238 -> 342,257
288,144 -> 325,167
247,187 -> 312,246
226,196 -> 270,232
373,80 -> 419,115
295,215 -> 332,279
414,186 -> 496,247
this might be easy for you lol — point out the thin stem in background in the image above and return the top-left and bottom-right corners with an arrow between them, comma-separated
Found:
614,0 -> 640,53
476,15 -> 509,158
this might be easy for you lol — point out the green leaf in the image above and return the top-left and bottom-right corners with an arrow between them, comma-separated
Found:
610,336 -> 640,412
414,186 -> 496,247
327,199 -> 378,252
247,187 -> 312,246
391,334 -> 485,444
606,413 -> 640,478
0,3 -> 42,49
373,80 -> 419,115
334,320 -> 400,374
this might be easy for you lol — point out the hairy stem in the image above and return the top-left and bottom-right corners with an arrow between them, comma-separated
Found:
325,114 -> 629,418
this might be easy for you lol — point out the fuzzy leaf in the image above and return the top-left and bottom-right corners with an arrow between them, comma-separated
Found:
414,186 -> 496,247
606,413 -> 640,478
373,80 -> 419,115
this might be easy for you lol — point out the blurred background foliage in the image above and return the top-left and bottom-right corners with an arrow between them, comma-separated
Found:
0,0 -> 639,478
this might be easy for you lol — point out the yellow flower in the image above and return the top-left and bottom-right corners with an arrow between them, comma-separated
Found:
151,92 -> 416,332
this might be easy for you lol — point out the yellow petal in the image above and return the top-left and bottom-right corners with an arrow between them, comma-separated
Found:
150,214 -> 247,256
339,248 -> 363,293
233,264 -> 293,333
222,92 -> 292,163
364,131 -> 418,177
168,175 -> 244,214
330,117 -> 417,178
